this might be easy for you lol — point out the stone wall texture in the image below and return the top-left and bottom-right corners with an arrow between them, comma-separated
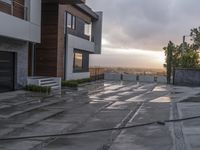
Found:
104,73 -> 167,84
0,37 -> 28,88
174,68 -> 200,86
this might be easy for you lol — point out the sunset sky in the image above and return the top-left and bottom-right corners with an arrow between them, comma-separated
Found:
87,0 -> 200,69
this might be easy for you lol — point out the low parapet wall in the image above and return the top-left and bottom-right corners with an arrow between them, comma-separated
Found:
139,75 -> 155,83
104,73 -> 167,83
123,74 -> 137,81
174,68 -> 200,86
157,76 -> 167,83
104,73 -> 122,81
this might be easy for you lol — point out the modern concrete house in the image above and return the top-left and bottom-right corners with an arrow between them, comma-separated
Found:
0,0 -> 41,92
0,0 -> 102,92
33,0 -> 102,80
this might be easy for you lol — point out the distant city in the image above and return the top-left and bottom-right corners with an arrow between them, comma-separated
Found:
90,66 -> 166,77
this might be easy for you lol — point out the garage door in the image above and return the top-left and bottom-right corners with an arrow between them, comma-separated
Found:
0,52 -> 15,92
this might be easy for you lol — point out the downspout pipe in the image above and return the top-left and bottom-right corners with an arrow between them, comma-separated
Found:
31,43 -> 36,76
64,12 -> 68,80
64,34 -> 67,80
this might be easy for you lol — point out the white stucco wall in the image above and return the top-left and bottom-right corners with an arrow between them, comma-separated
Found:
0,0 -> 41,43
29,0 -> 41,42
68,34 -> 95,53
65,34 -> 95,80
29,0 -> 41,26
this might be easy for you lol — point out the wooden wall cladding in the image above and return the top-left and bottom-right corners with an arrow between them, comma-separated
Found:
35,3 -> 59,77
60,4 -> 91,23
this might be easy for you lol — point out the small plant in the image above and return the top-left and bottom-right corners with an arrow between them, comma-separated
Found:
62,78 -> 92,88
62,80 -> 78,88
26,85 -> 51,94
76,78 -> 92,84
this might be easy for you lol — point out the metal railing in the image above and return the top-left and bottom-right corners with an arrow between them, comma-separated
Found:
0,0 -> 28,20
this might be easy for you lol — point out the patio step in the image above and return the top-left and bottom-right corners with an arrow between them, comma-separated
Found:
41,82 -> 59,87
40,81 -> 57,85
40,78 -> 56,83
28,77 -> 61,93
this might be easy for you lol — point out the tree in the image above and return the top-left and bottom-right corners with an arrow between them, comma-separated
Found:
190,27 -> 200,50
179,48 -> 200,68
163,41 -> 200,84
163,41 -> 175,84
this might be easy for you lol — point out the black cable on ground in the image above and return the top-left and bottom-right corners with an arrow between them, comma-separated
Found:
165,115 -> 200,123
1,115 -> 200,141
0,122 -> 156,141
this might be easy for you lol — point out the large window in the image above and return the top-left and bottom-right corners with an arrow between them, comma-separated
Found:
73,50 -> 89,72
66,12 -> 76,30
67,13 -> 72,28
84,23 -> 92,37
74,52 -> 83,71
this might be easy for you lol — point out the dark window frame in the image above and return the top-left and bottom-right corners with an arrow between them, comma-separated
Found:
66,12 -> 76,30
73,49 -> 90,73
84,22 -> 92,37
72,15 -> 76,30
73,51 -> 83,72
67,12 -> 72,28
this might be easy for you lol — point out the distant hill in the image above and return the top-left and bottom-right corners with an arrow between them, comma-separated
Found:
90,67 -> 166,76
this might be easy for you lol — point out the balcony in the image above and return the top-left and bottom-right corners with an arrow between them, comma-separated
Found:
60,0 -> 85,3
0,0 -> 28,20
42,0 -> 85,4
0,0 -> 41,43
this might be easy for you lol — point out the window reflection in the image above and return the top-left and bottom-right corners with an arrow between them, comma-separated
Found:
74,52 -> 83,70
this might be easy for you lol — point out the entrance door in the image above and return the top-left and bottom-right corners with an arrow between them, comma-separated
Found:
0,51 -> 15,92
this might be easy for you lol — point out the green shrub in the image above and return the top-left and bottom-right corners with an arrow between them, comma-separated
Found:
26,85 -> 51,94
76,78 -> 92,84
62,80 -> 78,88
62,78 -> 92,88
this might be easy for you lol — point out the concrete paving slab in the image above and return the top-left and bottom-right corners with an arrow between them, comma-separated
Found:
3,81 -> 200,150
0,109 -> 65,137
0,91 -> 28,101
110,91 -> 172,150
110,125 -> 172,150
0,99 -> 64,119
0,140 -> 42,150
177,102 -> 200,150
42,109 -> 131,150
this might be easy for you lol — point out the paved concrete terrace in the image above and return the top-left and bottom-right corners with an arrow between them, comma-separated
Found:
0,81 -> 200,150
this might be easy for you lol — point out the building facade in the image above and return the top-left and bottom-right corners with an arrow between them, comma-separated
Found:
0,0 -> 102,92
33,0 -> 102,80
0,0 -> 41,92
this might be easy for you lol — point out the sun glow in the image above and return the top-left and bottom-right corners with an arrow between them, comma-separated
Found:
103,48 -> 165,63
90,47 -> 165,69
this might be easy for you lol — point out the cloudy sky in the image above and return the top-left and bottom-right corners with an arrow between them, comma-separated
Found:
87,0 -> 200,69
